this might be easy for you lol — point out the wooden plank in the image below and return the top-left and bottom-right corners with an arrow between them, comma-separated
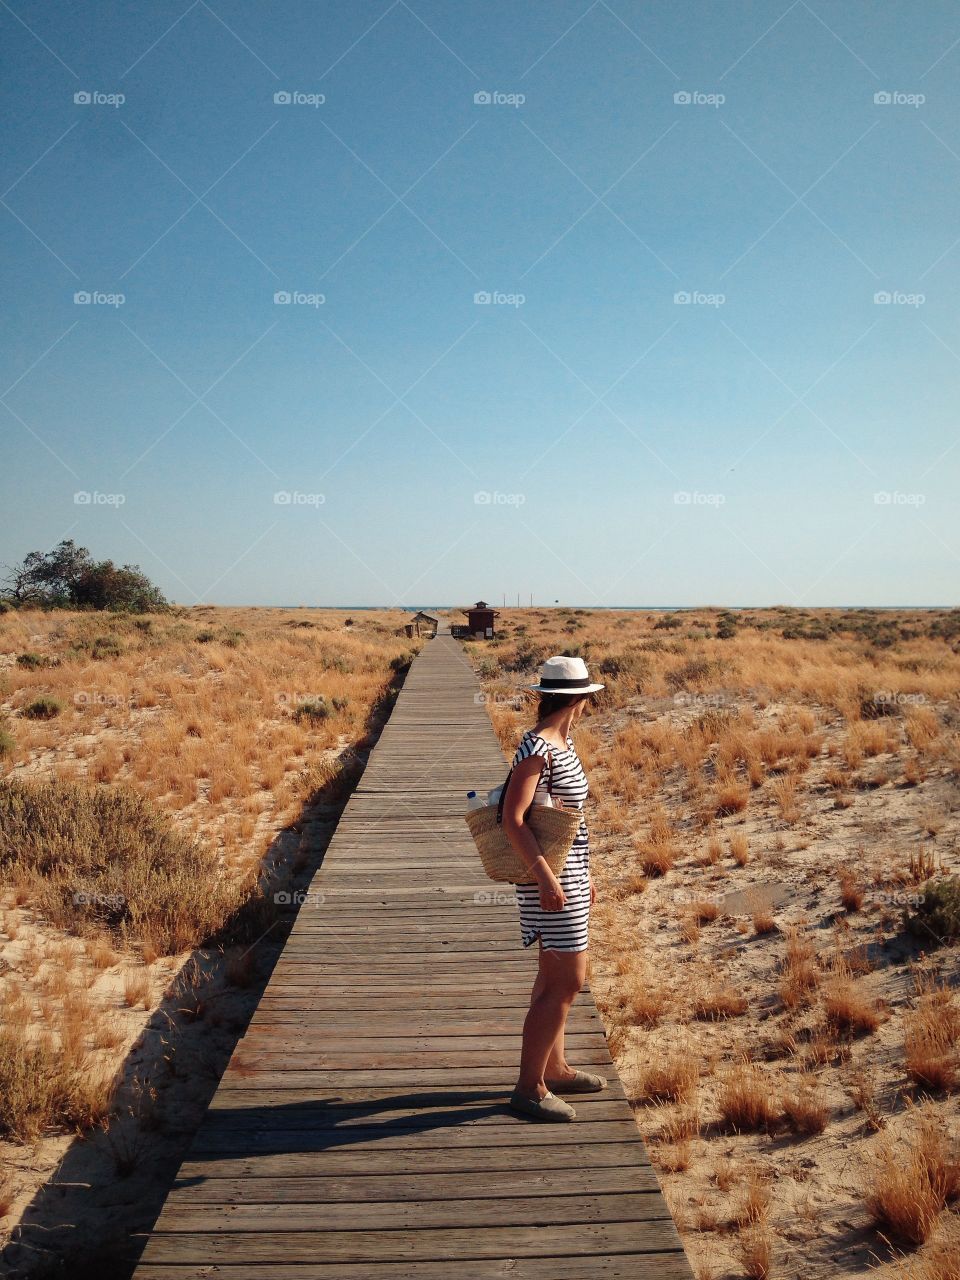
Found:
138,1221 -> 686,1263
166,1164 -> 660,1201
143,1191 -> 670,1230
134,1257 -> 694,1280
131,634 -> 691,1279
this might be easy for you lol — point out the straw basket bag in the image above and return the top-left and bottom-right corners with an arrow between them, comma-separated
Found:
465,751 -> 581,884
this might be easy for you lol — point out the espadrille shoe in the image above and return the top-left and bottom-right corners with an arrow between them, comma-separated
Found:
508,1089 -> 576,1122
544,1069 -> 608,1094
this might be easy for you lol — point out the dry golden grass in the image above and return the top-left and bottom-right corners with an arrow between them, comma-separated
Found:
0,1024 -> 114,1142
866,1110 -> 960,1245
0,605 -> 416,1153
904,978 -> 960,1094
822,959 -> 883,1036
729,832 -> 750,866
839,868 -> 865,911
609,966 -> 671,1027
467,606 -> 960,1280
638,1047 -> 700,1103
738,1221 -> 775,1279
779,926 -> 821,1010
780,1076 -> 830,1134
694,984 -> 748,1020
717,1061 -> 781,1133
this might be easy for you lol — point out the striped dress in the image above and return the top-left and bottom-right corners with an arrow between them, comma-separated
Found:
511,728 -> 591,953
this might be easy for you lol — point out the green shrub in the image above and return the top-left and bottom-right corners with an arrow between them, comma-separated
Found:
91,635 -> 122,659
16,652 -> 54,670
196,629 -> 216,643
507,645 -> 545,673
716,615 -> 738,639
294,698 -> 330,723
666,657 -> 720,691
904,876 -> 960,946
0,777 -> 225,953
23,697 -> 62,720
654,615 -> 683,630
0,726 -> 14,757
598,652 -> 650,683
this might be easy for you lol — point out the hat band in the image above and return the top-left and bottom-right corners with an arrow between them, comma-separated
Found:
539,676 -> 593,690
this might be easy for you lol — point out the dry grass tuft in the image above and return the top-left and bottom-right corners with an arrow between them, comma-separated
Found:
780,1076 -> 830,1135
866,1110 -> 960,1245
904,978 -> 960,1094
779,926 -> 821,1010
639,1047 -> 699,1103
822,961 -> 883,1036
717,1061 -> 781,1133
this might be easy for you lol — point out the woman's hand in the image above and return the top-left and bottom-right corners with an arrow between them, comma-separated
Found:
536,864 -> 566,912
589,875 -> 597,906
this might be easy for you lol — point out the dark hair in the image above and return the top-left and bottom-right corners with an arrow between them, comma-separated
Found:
536,691 -> 592,720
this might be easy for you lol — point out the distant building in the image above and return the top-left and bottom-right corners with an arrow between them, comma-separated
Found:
450,600 -> 500,639
411,610 -> 439,638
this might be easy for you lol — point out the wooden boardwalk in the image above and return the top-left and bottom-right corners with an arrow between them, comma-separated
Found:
133,631 -> 693,1279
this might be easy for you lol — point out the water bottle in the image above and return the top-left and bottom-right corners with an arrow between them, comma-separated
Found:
466,790 -> 485,813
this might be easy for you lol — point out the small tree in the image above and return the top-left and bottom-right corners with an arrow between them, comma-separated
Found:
2,540 -> 168,613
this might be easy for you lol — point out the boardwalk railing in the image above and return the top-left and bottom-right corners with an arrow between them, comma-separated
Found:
133,631 -> 693,1278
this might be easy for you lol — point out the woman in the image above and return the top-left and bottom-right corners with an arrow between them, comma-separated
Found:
501,654 -> 607,1122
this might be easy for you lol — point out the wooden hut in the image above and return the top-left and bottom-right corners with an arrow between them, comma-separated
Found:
411,610 -> 439,638
466,601 -> 498,638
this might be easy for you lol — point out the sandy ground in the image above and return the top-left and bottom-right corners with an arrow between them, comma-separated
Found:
580,692 -> 960,1279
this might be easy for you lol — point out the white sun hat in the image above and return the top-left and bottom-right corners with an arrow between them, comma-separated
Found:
527,654 -> 605,694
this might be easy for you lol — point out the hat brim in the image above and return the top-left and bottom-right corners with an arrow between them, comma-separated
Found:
525,682 -> 605,694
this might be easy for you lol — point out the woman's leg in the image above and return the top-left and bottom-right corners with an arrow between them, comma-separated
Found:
515,944 -> 587,1098
544,947 -> 588,1081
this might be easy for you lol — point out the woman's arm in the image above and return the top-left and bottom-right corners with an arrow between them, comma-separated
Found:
501,754 -> 566,911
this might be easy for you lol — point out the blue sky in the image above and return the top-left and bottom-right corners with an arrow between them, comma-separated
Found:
2,1 -> 958,606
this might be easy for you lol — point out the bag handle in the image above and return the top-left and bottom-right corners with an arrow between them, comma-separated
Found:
496,747 -> 553,826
